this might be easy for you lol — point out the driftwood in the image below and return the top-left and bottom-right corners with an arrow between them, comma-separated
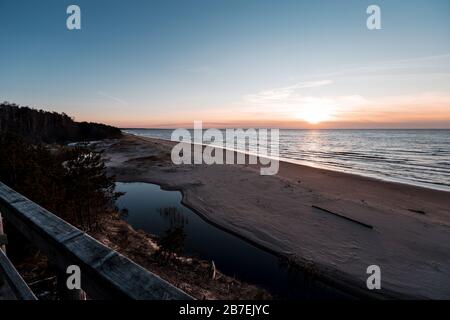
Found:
0,212 -> 6,253
211,261 -> 216,280
28,275 -> 56,287
312,205 -> 373,229
408,209 -> 426,215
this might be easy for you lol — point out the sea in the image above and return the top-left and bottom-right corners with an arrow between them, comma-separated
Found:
123,129 -> 450,192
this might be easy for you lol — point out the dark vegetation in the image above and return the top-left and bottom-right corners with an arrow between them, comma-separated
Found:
157,207 -> 188,258
0,134 -> 120,231
0,103 -> 122,231
0,103 -> 123,298
0,102 -> 121,144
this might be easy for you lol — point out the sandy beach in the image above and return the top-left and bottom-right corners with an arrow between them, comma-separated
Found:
94,134 -> 450,299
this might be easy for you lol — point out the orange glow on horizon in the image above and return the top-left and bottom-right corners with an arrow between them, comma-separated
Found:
75,93 -> 450,129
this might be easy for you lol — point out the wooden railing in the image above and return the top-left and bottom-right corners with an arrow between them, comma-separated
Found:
0,182 -> 192,300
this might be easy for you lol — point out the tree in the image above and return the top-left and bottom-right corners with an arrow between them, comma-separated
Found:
0,134 -> 121,232
63,148 -> 121,231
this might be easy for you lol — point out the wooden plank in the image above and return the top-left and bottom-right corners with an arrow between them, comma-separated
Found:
0,274 -> 18,300
0,182 -> 193,300
0,211 -> 5,252
0,250 -> 37,300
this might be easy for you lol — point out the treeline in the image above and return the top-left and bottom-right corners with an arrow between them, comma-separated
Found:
0,102 -> 123,231
0,102 -> 121,144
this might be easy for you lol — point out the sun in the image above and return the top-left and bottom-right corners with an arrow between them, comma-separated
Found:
295,105 -> 332,124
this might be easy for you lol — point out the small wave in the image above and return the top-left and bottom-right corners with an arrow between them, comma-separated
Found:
126,129 -> 450,192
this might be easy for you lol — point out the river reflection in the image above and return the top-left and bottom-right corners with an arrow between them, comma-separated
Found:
115,182 -> 354,299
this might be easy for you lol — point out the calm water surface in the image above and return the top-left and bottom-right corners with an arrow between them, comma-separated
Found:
115,182 -> 354,299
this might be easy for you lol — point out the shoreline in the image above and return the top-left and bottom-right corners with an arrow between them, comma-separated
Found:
94,133 -> 450,299
123,130 -> 450,193
115,179 -> 364,299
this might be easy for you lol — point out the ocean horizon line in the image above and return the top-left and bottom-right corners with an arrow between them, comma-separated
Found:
119,127 -> 450,130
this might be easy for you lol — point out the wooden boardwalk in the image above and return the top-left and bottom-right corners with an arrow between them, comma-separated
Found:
0,182 -> 192,300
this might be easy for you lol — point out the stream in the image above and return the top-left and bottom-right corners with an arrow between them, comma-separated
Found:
115,182 -> 354,299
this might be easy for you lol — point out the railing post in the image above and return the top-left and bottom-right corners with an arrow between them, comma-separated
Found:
0,211 -> 4,287
0,211 -> 6,253
0,212 -> 5,297
54,264 -> 86,300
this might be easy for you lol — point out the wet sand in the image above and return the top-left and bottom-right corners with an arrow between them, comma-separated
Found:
94,134 -> 450,299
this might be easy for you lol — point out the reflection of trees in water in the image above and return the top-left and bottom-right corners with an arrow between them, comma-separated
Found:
157,207 -> 188,257
158,207 -> 188,227
120,208 -> 129,219
158,225 -> 186,257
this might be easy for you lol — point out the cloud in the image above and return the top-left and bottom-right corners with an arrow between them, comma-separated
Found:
319,53 -> 450,79
187,66 -> 214,74
237,79 -> 368,123
174,65 -> 214,75
238,74 -> 450,124
243,80 -> 333,104
97,91 -> 129,106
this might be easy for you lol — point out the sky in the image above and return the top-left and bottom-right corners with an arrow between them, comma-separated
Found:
1,0 -> 450,128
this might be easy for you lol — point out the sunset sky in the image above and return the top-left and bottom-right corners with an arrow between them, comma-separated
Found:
1,0 -> 450,128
